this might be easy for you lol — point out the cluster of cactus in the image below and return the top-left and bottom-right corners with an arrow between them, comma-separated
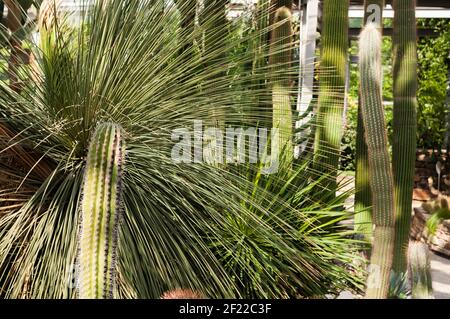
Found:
269,6 -> 293,162
77,123 -> 125,299
408,241 -> 434,299
359,23 -> 396,299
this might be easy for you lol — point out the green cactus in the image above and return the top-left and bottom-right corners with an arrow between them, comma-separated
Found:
269,6 -> 293,162
174,0 -> 196,56
422,196 -> 450,236
391,0 -> 418,277
78,123 -> 125,299
359,23 -> 396,299
355,0 -> 385,243
269,0 -> 293,28
251,0 -> 269,127
409,241 -> 434,299
313,0 -> 349,196
203,0 -> 229,129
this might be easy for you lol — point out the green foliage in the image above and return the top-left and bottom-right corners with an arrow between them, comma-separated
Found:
388,271 -> 410,299
417,19 -> 450,150
344,19 -> 450,170
340,96 -> 358,172
78,123 -> 125,299
213,160 -> 364,298
0,0 -> 360,299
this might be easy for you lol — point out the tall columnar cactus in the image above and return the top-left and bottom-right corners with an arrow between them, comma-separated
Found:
409,241 -> 434,299
269,0 -> 293,29
392,0 -> 418,276
203,0 -> 229,129
78,123 -> 125,299
252,0 -> 271,127
269,6 -> 293,162
355,0 -> 385,242
359,23 -> 396,299
313,0 -> 349,196
174,0 -> 196,57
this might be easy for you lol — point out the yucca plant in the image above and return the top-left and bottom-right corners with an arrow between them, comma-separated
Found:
217,156 -> 364,298
0,0 -> 361,299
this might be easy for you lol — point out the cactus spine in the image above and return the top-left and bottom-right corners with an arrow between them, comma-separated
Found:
78,123 -> 125,299
313,0 -> 349,195
359,24 -> 396,299
392,0 -> 418,276
269,7 -> 293,161
355,0 -> 385,243
409,241 -> 434,299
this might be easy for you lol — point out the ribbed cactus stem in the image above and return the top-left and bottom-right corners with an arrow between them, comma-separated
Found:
359,23 -> 396,299
392,0 -> 418,276
203,0 -> 229,129
313,0 -> 348,196
355,0 -> 385,243
409,241 -> 434,299
269,6 -> 293,162
269,0 -> 293,27
174,0 -> 196,56
78,123 -> 125,299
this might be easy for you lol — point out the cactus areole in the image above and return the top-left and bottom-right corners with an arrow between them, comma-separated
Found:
78,123 -> 125,299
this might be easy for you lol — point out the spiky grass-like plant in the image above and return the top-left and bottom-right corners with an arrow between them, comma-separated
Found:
0,0 -> 361,298
217,158 -> 364,298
